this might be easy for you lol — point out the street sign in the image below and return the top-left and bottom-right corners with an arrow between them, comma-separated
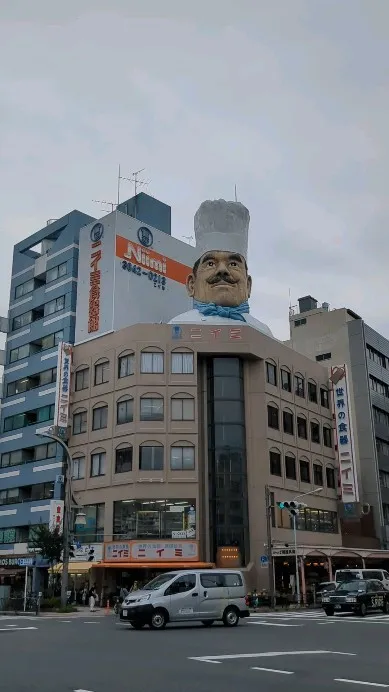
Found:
260,554 -> 269,568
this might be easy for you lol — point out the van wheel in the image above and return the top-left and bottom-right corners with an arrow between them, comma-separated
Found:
223,606 -> 239,627
150,609 -> 167,630
324,607 -> 334,616
130,622 -> 145,630
358,602 -> 367,617
201,620 -> 214,627
383,600 -> 389,614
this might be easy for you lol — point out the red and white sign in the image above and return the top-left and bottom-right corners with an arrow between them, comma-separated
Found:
330,364 -> 359,503
104,540 -> 199,562
50,500 -> 64,534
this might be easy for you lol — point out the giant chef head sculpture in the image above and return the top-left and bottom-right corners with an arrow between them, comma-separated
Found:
169,199 -> 273,337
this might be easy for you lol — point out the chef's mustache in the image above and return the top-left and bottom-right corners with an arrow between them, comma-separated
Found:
207,272 -> 237,285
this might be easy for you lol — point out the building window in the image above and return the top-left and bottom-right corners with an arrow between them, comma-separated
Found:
308,381 -> 317,403
92,405 -> 108,431
294,318 -> 307,327
367,345 -> 387,369
15,278 -> 35,299
323,426 -> 333,448
140,397 -> 164,422
283,410 -> 294,435
370,375 -> 389,398
113,499 -> 196,540
170,446 -> 195,471
9,343 -> 30,363
141,351 -> 164,374
285,455 -> 296,480
90,452 -> 106,477
44,295 -> 65,316
313,463 -> 323,486
139,445 -> 164,471
297,416 -> 307,439
72,456 -> 85,480
115,447 -> 133,473
295,374 -> 305,398
12,310 -> 33,331
377,438 -> 389,456
75,368 -> 89,391
74,503 -> 105,543
117,398 -> 133,425
293,507 -> 338,533
373,407 -> 389,427
267,405 -> 278,429
326,466 -> 336,489
34,442 -> 57,461
3,404 -> 55,432
118,354 -> 134,378
320,388 -> 329,408
0,488 -> 21,506
73,411 -> 87,435
1,450 -> 23,468
300,459 -> 310,484
281,369 -> 291,392
41,329 -> 64,351
311,421 -> 320,444
316,353 -> 332,362
46,262 -> 67,283
171,352 -> 194,374
94,361 -> 109,385
266,362 -> 277,386
269,450 -> 282,476
171,397 -> 195,421
7,368 -> 57,396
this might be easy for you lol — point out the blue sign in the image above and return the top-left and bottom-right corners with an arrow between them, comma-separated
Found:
137,226 -> 153,247
18,557 -> 34,567
90,223 -> 104,243
172,325 -> 182,340
260,555 -> 269,568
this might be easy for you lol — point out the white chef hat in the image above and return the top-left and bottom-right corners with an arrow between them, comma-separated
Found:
194,199 -> 249,260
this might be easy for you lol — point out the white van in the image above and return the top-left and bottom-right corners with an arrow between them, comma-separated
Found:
119,569 -> 249,630
335,569 -> 389,590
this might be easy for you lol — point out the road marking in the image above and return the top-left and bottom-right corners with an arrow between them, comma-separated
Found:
334,680 -> 389,687
59,620 -> 71,623
74,689 -> 96,691
6,625 -> 19,628
248,621 -> 302,627
0,627 -> 38,632
251,667 -> 294,675
190,650 -> 356,663
83,621 -> 100,624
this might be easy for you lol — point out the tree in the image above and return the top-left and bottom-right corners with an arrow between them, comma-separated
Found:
30,525 -> 64,595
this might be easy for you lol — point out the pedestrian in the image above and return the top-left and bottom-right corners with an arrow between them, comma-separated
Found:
130,581 -> 139,593
120,585 -> 129,602
252,588 -> 258,611
89,585 -> 97,612
82,586 -> 88,606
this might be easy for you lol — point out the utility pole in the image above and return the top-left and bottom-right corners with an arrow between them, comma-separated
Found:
265,485 -> 275,608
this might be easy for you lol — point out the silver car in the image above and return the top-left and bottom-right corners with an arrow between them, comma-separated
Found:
119,569 -> 249,630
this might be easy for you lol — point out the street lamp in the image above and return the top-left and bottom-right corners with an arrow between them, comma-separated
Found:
279,487 -> 323,607
37,426 -> 84,607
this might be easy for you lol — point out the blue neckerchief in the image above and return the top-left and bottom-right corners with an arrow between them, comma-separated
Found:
193,300 -> 249,322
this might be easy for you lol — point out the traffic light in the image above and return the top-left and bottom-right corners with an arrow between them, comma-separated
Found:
278,501 -> 307,516
88,547 -> 95,562
69,543 -> 75,559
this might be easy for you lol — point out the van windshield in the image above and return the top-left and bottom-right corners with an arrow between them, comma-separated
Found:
142,574 -> 175,591
336,571 -> 360,582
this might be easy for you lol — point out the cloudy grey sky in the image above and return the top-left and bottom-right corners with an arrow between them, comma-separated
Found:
1,0 -> 388,340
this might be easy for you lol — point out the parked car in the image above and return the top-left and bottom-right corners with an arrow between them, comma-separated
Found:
322,579 -> 389,617
335,569 -> 389,589
316,581 -> 336,603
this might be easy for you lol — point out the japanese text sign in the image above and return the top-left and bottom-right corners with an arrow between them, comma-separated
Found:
330,365 -> 359,503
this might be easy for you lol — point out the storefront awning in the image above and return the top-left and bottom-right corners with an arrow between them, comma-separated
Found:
52,562 -> 99,574
0,567 -> 25,577
96,562 -> 215,569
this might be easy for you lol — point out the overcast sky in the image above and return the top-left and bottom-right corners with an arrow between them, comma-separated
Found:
1,0 -> 388,340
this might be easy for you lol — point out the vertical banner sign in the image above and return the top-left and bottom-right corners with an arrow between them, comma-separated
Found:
54,342 -> 73,434
49,500 -> 64,534
330,365 -> 359,503
88,223 -> 104,333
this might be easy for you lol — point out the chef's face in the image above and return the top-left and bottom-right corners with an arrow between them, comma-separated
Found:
186,251 -> 252,307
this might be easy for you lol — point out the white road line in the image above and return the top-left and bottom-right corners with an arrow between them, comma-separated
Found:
248,621 -> 302,627
334,679 -> 389,687
59,620 -> 71,623
251,667 -> 294,675
74,689 -> 95,692
83,621 -> 100,624
6,625 -> 18,628
0,627 -> 38,631
190,650 -> 356,663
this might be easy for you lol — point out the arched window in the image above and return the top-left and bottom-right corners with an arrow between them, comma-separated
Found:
310,418 -> 320,444
170,442 -> 195,471
171,348 -> 194,374
326,465 -> 336,489
116,395 -> 134,425
313,460 -> 323,486
71,454 -> 85,480
320,387 -> 330,409
92,402 -> 108,431
171,393 -> 195,421
299,456 -> 310,484
283,407 -> 294,435
90,447 -> 106,477
294,372 -> 305,398
323,425 -> 333,448
75,365 -> 90,392
115,442 -> 133,474
94,358 -> 110,386
267,402 -> 279,430
266,360 -> 277,387
308,378 -> 318,404
140,348 -> 164,374
297,413 -> 307,439
118,350 -> 135,379
140,393 -> 164,421
285,452 -> 296,480
280,366 -> 292,392
139,441 -> 164,471
269,447 -> 282,477
73,408 -> 87,435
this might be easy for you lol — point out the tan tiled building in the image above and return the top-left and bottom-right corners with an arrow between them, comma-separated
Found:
67,320 -> 359,595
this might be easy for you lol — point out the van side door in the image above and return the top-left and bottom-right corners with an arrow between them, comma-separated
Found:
164,573 -> 198,621
198,572 -> 226,618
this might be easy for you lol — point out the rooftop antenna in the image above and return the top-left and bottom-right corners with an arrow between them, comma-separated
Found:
93,200 -> 116,214
234,184 -> 238,202
183,234 -> 195,246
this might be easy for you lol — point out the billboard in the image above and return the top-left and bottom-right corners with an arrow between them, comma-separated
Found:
75,212 -> 197,343
104,540 -> 199,562
330,364 -> 359,503
53,342 -> 72,434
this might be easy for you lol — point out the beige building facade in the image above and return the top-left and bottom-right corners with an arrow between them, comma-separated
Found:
67,320 -> 369,596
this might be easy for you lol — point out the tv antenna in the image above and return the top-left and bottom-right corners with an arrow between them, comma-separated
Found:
183,234 -> 195,246
93,199 -> 116,213
117,166 -> 150,203
234,184 -> 238,202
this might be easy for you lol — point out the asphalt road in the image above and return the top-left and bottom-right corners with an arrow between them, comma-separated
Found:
1,610 -> 389,691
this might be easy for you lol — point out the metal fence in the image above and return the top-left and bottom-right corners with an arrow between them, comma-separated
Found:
0,594 -> 40,614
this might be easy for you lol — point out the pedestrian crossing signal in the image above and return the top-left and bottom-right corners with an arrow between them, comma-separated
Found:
88,547 -> 95,562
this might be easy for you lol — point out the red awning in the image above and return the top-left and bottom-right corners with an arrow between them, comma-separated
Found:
95,562 -> 214,569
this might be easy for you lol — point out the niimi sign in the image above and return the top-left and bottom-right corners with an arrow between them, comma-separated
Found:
54,342 -> 72,433
330,365 -> 359,503
88,223 -> 104,333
